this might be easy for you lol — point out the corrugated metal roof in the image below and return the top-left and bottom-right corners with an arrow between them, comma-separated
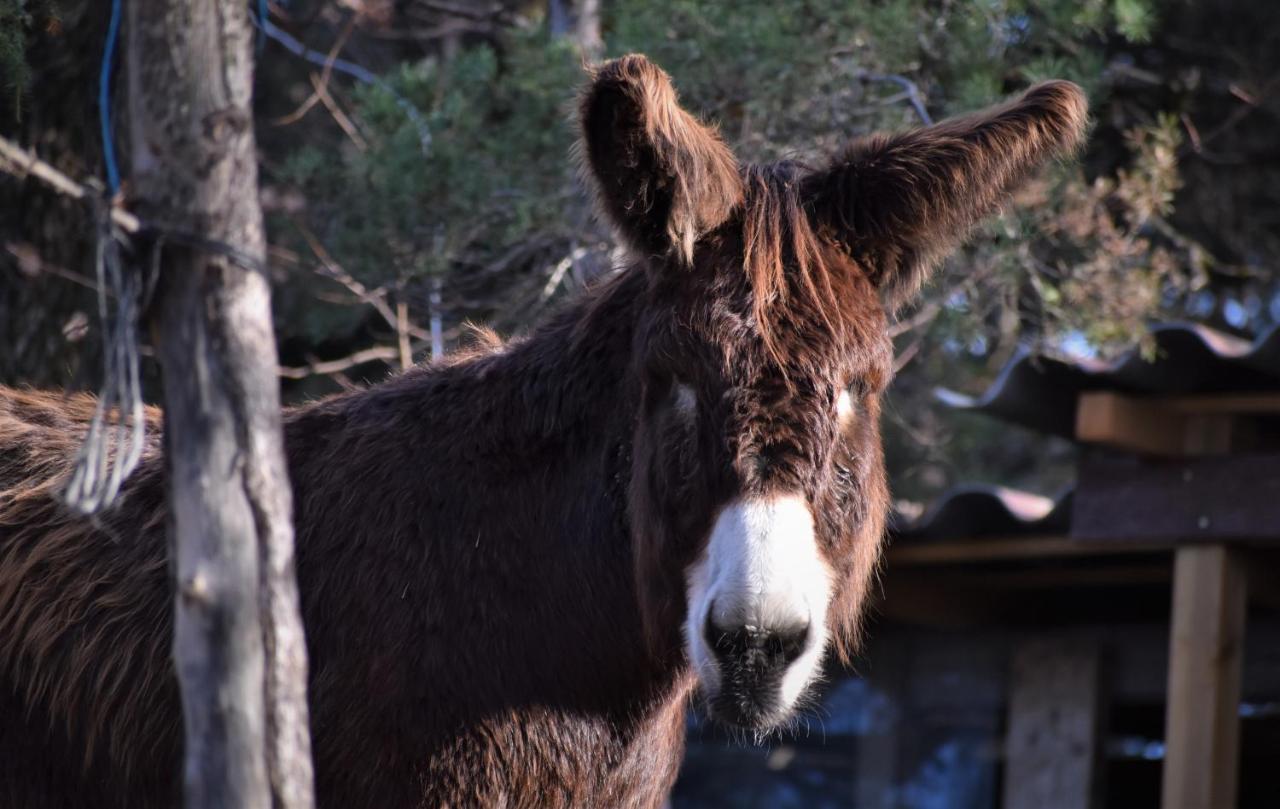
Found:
890,485 -> 1073,541
935,322 -> 1280,439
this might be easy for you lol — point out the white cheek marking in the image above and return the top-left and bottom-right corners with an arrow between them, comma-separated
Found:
836,389 -> 854,425
683,494 -> 832,714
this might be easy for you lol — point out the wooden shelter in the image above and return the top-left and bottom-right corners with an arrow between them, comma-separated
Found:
911,322 -> 1280,809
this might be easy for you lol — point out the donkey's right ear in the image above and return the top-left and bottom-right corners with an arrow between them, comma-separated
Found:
801,81 -> 1088,309
578,55 -> 743,265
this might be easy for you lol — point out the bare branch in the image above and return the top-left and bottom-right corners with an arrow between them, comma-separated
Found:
396,299 -> 412,371
272,15 -> 357,128
4,241 -> 112,296
858,73 -> 934,125
278,342 -> 430,379
309,72 -> 369,150
287,217 -> 433,343
538,246 -> 586,302
291,218 -> 397,325
0,136 -> 141,232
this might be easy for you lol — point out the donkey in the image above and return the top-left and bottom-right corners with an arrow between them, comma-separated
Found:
0,55 -> 1085,808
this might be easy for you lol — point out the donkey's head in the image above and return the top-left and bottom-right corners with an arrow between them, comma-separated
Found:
579,55 -> 1086,731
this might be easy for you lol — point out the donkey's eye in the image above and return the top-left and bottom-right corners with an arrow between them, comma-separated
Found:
671,381 -> 697,420
836,389 -> 855,425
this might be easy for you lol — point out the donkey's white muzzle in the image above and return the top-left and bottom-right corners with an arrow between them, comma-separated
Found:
684,494 -> 831,728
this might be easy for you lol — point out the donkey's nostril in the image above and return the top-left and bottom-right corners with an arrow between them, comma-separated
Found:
774,621 -> 810,666
704,609 -> 811,668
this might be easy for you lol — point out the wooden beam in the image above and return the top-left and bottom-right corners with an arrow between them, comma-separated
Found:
1160,545 -> 1247,809
1074,392 -> 1280,457
888,535 -> 1172,565
1004,638 -> 1103,809
1077,392 -> 1191,456
970,564 -> 1169,589
1164,393 -> 1280,414
891,564 -> 1170,594
872,575 -> 1013,627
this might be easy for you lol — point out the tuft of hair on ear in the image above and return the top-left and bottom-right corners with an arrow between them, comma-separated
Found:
802,80 -> 1089,309
576,54 -> 744,265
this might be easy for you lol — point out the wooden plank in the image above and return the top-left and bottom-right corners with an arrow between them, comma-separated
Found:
1072,392 -> 1280,456
1003,638 -> 1103,809
1164,393 -> 1280,414
1160,546 -> 1247,809
966,564 -> 1169,589
1072,453 -> 1280,542
1076,392 -> 1191,456
874,575 -> 1012,626
888,535 -> 1172,565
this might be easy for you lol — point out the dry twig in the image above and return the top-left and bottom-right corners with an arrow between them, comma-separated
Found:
278,341 -> 429,379
858,73 -> 933,125
273,15 -> 357,127
0,136 -> 140,232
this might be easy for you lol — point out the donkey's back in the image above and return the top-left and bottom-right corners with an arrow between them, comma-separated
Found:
0,386 -> 180,809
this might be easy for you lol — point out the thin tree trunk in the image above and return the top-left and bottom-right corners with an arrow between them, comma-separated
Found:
125,2 -> 314,808
574,0 -> 603,59
548,0 -> 602,58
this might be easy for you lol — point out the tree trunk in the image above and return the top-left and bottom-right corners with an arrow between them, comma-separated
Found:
574,0 -> 603,59
548,0 -> 602,58
125,2 -> 314,808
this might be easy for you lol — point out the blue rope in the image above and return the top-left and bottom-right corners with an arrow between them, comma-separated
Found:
99,0 -> 123,195
257,0 -> 268,52
99,1 -> 273,193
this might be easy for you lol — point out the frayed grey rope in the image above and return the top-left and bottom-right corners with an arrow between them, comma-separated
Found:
62,3 -> 436,515
60,215 -> 269,514
63,198 -> 145,514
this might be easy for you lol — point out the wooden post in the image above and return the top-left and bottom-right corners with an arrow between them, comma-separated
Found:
1003,638 -> 1103,809
1160,545 -> 1247,809
126,2 -> 314,807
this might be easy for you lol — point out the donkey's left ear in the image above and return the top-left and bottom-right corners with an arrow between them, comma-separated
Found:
579,54 -> 744,264
802,81 -> 1089,308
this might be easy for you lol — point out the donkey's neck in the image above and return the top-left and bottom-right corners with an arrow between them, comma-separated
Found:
338,268 -> 645,460
289,268 -> 688,736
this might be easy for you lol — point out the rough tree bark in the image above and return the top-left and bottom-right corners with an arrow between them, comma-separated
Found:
125,2 -> 315,808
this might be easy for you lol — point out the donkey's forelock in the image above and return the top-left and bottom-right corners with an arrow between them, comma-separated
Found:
738,163 -> 870,370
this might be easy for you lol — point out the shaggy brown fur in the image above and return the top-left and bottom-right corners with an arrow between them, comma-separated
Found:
0,55 -> 1086,808
802,79 -> 1089,308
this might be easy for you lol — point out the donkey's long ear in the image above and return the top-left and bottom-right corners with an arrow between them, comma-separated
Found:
579,55 -> 744,264
803,81 -> 1088,307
